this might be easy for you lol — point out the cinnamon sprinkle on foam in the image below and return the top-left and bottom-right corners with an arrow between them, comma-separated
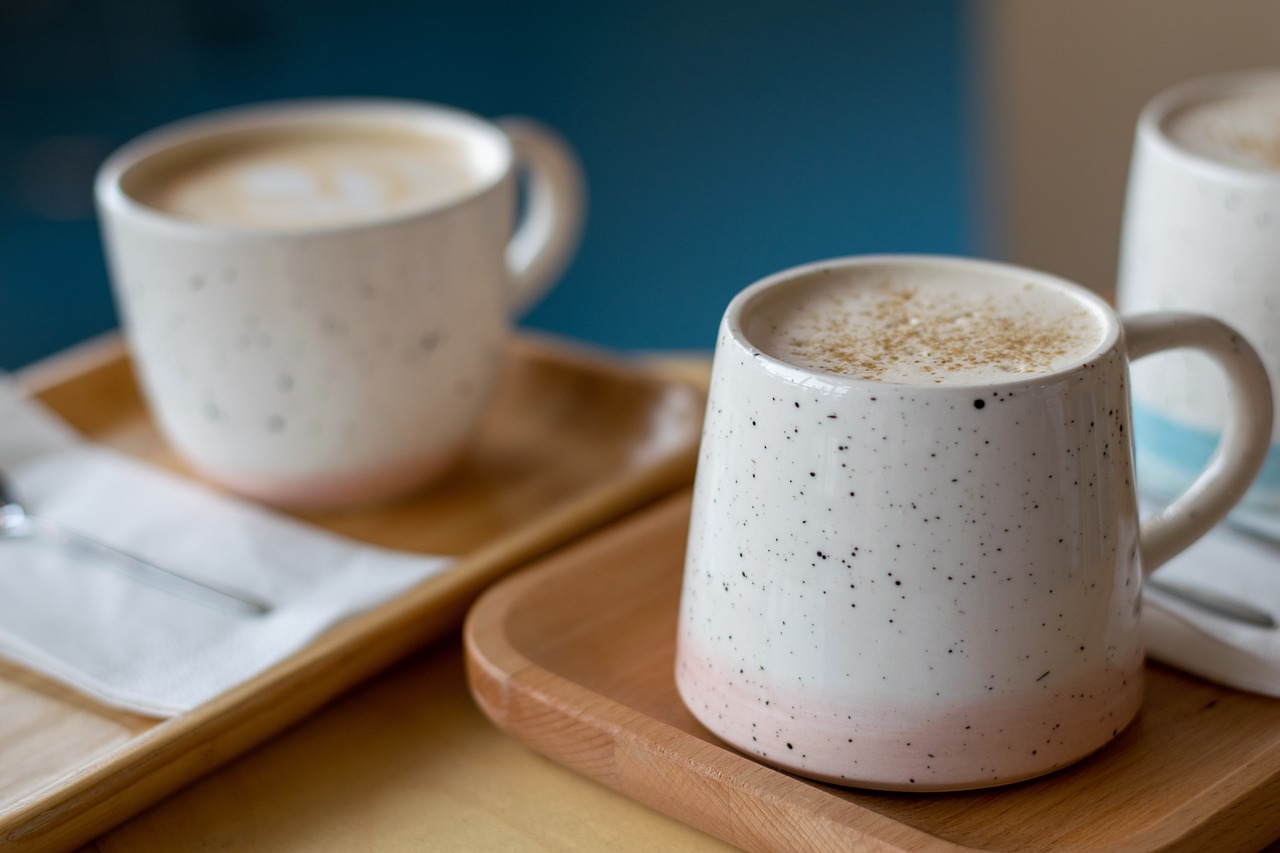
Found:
765,279 -> 1100,385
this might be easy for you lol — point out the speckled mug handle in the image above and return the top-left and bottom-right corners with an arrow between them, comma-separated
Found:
1124,313 -> 1274,572
497,118 -> 586,315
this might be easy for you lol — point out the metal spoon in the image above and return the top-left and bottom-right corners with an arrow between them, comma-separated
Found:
1146,576 -> 1276,629
0,470 -> 271,616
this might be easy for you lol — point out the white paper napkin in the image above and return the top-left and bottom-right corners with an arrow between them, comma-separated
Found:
0,378 -> 452,717
1142,502 -> 1280,697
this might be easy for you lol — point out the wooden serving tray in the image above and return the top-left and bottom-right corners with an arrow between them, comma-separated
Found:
466,490 -> 1280,853
0,334 -> 703,853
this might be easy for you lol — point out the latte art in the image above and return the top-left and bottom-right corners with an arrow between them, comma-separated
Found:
127,128 -> 481,230
746,265 -> 1106,385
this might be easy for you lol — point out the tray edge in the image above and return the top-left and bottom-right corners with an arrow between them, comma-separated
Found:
461,490 -> 1280,853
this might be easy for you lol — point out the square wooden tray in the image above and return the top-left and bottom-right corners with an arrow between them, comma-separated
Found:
0,333 -> 703,853
465,490 -> 1280,853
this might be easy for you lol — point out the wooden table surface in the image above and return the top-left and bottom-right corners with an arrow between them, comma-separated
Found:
79,637 -> 734,852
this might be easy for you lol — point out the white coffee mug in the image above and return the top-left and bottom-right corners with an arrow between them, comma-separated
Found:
1117,69 -> 1280,518
676,255 -> 1271,791
96,99 -> 584,508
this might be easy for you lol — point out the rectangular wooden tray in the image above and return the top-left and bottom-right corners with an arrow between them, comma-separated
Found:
465,490 -> 1280,853
0,333 -> 703,853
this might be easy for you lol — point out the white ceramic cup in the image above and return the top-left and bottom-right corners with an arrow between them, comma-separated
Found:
675,255 -> 1272,791
1117,69 -> 1280,518
96,99 -> 584,509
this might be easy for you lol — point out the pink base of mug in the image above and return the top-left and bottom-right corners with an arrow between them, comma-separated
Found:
189,448 -> 465,511
675,642 -> 1145,792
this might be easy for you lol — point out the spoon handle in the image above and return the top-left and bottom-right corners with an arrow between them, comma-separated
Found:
18,516 -> 272,616
1146,576 -> 1276,629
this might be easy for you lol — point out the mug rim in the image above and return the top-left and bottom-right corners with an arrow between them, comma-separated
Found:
94,97 -> 515,239
1138,67 -> 1280,186
724,254 -> 1120,392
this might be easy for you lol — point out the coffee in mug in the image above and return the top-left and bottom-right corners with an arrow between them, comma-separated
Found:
96,99 -> 584,509
126,126 -> 481,231
677,255 -> 1271,791
1163,86 -> 1280,171
748,265 -> 1104,383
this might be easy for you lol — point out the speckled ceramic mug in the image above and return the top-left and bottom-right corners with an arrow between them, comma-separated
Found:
96,99 -> 583,508
1117,69 -> 1280,520
675,255 -> 1272,791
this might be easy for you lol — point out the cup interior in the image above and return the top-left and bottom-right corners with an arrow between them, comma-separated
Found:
730,255 -> 1117,389
1145,69 -> 1280,177
99,100 -> 512,233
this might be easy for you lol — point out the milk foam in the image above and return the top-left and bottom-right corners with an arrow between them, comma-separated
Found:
130,129 -> 480,230
1164,90 -> 1280,171
747,266 -> 1106,385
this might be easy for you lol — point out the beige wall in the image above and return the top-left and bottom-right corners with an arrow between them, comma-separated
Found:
975,1 -> 1280,297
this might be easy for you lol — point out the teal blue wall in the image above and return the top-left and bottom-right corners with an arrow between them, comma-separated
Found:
0,1 -> 978,369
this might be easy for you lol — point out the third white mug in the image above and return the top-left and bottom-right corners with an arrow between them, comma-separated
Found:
1118,69 -> 1280,518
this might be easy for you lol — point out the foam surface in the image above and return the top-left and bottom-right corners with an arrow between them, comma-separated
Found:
747,266 -> 1106,385
131,129 -> 480,230
1165,91 -> 1280,172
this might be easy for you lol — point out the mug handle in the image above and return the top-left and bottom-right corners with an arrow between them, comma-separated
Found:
495,117 -> 586,315
1124,313 -> 1273,573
